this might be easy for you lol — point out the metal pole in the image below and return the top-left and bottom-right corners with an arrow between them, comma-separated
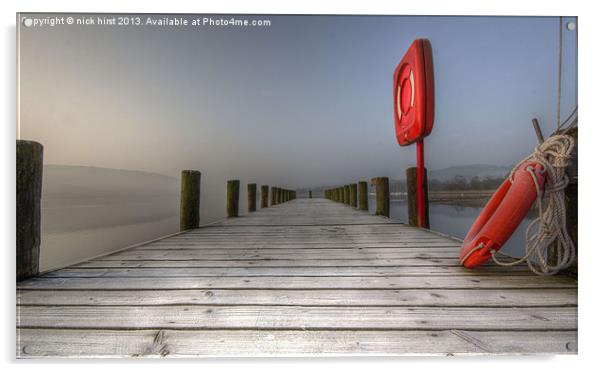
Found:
416,139 -> 426,227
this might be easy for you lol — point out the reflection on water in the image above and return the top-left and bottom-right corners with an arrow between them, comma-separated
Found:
369,197 -> 534,259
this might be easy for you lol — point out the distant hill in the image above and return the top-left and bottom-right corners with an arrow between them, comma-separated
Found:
428,164 -> 512,181
304,164 -> 512,195
42,165 -> 179,202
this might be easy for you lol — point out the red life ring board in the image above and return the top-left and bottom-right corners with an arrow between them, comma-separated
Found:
459,161 -> 547,268
393,38 -> 435,146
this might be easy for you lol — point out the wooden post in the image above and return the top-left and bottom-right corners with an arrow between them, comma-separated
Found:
358,181 -> 368,211
406,167 -> 430,228
372,177 -> 390,217
17,140 -> 43,281
179,170 -> 201,231
349,183 -> 357,208
247,183 -> 257,212
260,185 -> 269,208
338,187 -> 343,202
226,180 -> 240,217
270,187 -> 276,206
344,185 -> 350,205
309,190 -> 313,199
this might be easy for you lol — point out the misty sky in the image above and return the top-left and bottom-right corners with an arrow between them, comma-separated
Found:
19,14 -> 577,189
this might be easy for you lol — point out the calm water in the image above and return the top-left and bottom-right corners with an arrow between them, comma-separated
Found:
40,194 -> 533,271
369,196 -> 534,259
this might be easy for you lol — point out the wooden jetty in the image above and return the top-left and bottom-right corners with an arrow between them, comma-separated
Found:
16,197 -> 577,357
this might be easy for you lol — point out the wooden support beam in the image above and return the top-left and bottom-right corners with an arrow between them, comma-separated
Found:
371,177 -> 390,217
358,181 -> 368,211
349,184 -> 357,208
406,167 -> 430,228
247,183 -> 257,212
179,170 -> 201,231
226,180 -> 240,217
260,185 -> 269,208
16,140 -> 43,281
344,185 -> 350,205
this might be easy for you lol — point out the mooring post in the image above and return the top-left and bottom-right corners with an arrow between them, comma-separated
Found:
406,167 -> 430,228
372,177 -> 390,217
344,185 -> 350,205
180,170 -> 201,231
349,183 -> 357,208
227,180 -> 240,217
260,185 -> 269,208
16,140 -> 43,281
247,183 -> 257,212
358,181 -> 368,211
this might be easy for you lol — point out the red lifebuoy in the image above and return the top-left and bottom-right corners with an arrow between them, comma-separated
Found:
393,38 -> 434,146
459,161 -> 547,268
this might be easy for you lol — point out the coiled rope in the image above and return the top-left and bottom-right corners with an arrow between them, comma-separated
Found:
488,134 -> 576,275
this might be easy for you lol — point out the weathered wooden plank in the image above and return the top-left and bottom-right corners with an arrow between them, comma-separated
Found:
138,242 -> 460,250
103,249 -> 462,260
19,275 -> 577,290
74,258 -> 475,268
16,305 -> 577,330
16,329 -> 577,357
43,265 -> 535,278
17,288 -> 577,307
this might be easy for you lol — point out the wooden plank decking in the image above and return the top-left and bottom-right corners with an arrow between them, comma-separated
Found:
16,198 -> 577,357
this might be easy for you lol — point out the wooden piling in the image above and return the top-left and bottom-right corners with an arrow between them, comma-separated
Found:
226,180 -> 240,217
260,185 -> 269,208
344,185 -> 350,205
371,177 -> 390,217
247,183 -> 257,212
309,190 -> 313,199
179,170 -> 201,232
349,184 -> 357,208
16,140 -> 43,281
270,187 -> 276,206
406,167 -> 430,228
358,181 -> 368,211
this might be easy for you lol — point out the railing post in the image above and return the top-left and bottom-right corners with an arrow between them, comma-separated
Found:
247,183 -> 257,212
179,170 -> 201,231
227,179 -> 240,217
349,183 -> 357,208
261,185 -> 269,208
17,140 -> 43,281
372,177 -> 390,217
344,185 -> 350,205
406,167 -> 430,228
358,181 -> 368,211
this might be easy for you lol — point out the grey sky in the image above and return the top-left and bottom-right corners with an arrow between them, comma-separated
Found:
19,14 -> 577,188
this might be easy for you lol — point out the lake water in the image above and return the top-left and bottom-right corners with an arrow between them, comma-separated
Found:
39,194 -> 534,272
369,197 -> 534,259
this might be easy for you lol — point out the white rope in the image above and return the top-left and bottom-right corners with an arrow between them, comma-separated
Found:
489,134 -> 576,275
